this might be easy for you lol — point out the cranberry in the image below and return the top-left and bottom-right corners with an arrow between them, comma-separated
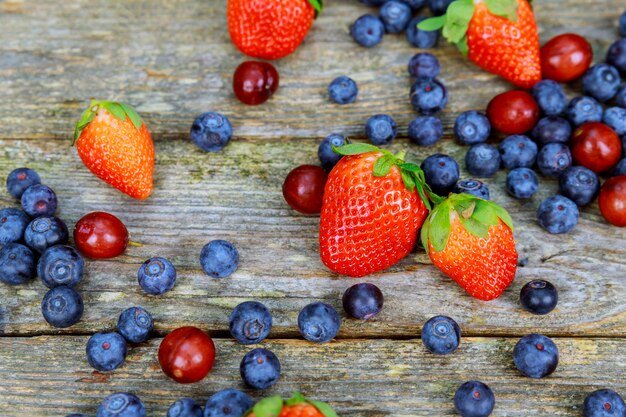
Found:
158,326 -> 215,383
282,165 -> 328,214
233,61 -> 279,105
73,212 -> 129,259
599,176 -> 626,227
570,122 -> 622,173
487,91 -> 540,135
541,33 -> 593,83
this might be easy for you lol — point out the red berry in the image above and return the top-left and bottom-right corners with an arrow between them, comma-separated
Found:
486,91 -> 540,135
73,212 -> 129,259
282,165 -> 327,214
158,326 -> 215,383
570,123 -> 622,173
233,61 -> 279,105
541,33 -> 593,83
599,176 -> 626,227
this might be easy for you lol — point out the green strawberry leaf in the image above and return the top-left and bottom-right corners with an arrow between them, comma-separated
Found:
420,215 -> 432,254
307,400 -> 339,417
373,154 -> 396,177
459,216 -> 490,239
73,106 -> 96,144
455,35 -> 469,56
485,0 -> 518,21
490,201 -> 515,231
471,199 -> 500,227
413,179 -> 431,211
119,102 -> 143,131
417,14 -> 446,31
307,0 -> 323,17
442,0 -> 474,43
285,392 -> 306,406
332,143 -> 382,156
401,169 -> 416,192
252,395 -> 283,417
101,101 -> 126,122
428,202 -> 452,253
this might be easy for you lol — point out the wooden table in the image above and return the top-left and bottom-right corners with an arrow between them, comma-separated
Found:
1,0 -> 625,415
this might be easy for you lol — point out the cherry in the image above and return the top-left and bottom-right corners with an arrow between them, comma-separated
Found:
541,33 -> 593,83
570,122 -> 622,173
486,91 -> 540,135
233,61 -> 279,105
599,176 -> 626,227
282,165 -> 328,214
73,212 -> 129,259
158,326 -> 215,383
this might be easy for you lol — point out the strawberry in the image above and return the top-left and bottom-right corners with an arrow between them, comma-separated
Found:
421,193 -> 518,301
419,0 -> 541,89
73,100 -> 154,200
319,144 -> 430,278
246,392 -> 337,417
227,0 -> 322,60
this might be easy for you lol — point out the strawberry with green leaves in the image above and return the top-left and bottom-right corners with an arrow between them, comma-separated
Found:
246,392 -> 337,417
74,100 -> 155,200
421,193 -> 518,301
319,144 -> 430,278
419,0 -> 541,89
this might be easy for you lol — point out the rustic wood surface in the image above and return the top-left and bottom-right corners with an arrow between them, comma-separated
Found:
1,0 -> 625,415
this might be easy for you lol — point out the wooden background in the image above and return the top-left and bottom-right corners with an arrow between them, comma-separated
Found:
1,0 -> 625,415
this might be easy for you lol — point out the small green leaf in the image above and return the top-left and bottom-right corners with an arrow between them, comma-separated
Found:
307,0 -> 323,16
252,396 -> 283,417
413,179 -> 431,211
308,400 -> 339,417
459,216 -> 490,239
73,106 -> 96,144
485,0 -> 518,21
455,35 -> 469,56
428,202 -> 452,253
417,15 -> 446,31
401,170 -> 416,192
442,0 -> 475,43
373,154 -> 396,177
471,199 -> 500,227
397,162 -> 422,174
119,102 -> 143,131
332,143 -> 381,156
101,101 -> 126,122
420,216 -> 431,255
490,202 -> 515,232
286,392 -> 306,406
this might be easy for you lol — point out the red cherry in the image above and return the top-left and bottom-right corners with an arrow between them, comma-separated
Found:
73,212 -> 129,259
570,123 -> 622,173
541,33 -> 593,83
486,91 -> 540,135
158,326 -> 215,383
282,165 -> 328,214
599,176 -> 626,227
233,61 -> 279,105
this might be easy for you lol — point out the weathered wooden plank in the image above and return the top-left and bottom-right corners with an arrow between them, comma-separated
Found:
1,138 -> 625,338
0,0 -> 623,141
0,336 -> 624,416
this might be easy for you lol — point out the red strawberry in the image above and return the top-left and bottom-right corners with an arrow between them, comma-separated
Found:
227,0 -> 322,60
421,193 -> 518,301
320,144 -> 430,278
73,100 -> 154,200
419,0 -> 541,89
246,392 -> 337,417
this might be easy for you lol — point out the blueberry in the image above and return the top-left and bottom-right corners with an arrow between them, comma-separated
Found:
513,334 -> 559,378
318,133 -> 349,171
351,15 -> 384,48
86,331 -> 127,372
520,280 -> 558,315
6,168 -> 41,199
603,106 -> 626,136
380,0 -> 411,33
607,38 -> 626,75
410,77 -> 448,115
200,240 -> 239,278
618,84 -> 626,109
37,245 -> 84,288
239,348 -> 281,389
0,207 -> 29,245
621,10 -> 626,37
328,76 -> 358,105
454,381 -> 495,417
190,112 -> 232,153
366,114 -> 398,145
408,116 -> 443,146
167,398 -> 203,417
399,0 -> 426,11
465,144 -> 500,178
421,153 -> 460,195
137,256 -> 177,295
613,159 -> 626,177
537,195 -> 579,234
566,96 -> 603,126
583,389 -> 626,417
408,53 -> 440,79
298,302 -> 341,343
454,111 -> 491,145
506,168 -> 539,199
452,179 -> 490,200
23,216 -> 69,253
531,116 -> 571,146
530,80 -> 567,116
117,306 -> 154,343
0,242 -> 36,285
97,392 -> 146,417
558,166 -> 600,206
204,389 -> 254,417
428,0 -> 454,15
537,143 -> 572,177
41,285 -> 84,328
229,301 -> 272,344
21,184 -> 57,217
582,64 -> 621,102
421,315 -> 460,355
406,16 -> 440,48
499,135 -> 538,169
342,283 -> 383,320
